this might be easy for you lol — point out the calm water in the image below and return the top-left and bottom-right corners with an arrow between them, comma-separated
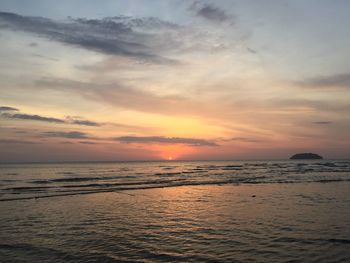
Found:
1,160 -> 350,262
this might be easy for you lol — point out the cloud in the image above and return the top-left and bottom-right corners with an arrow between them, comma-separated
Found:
0,10 -> 233,63
71,119 -> 100,126
34,77 -> 218,117
59,141 -> 74,144
114,136 -> 218,146
1,108 -> 102,126
2,113 -> 65,123
0,11 -> 178,64
79,141 -> 96,144
190,2 -> 231,23
247,47 -> 257,54
29,42 -> 38,47
14,130 -> 28,134
0,139 -> 38,144
299,73 -> 350,88
0,106 -> 19,112
65,116 -> 101,127
43,131 -> 89,139
258,98 -> 350,114
1,105 -> 148,132
313,121 -> 332,125
230,137 -> 262,143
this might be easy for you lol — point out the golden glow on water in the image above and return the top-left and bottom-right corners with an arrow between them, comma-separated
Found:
3,180 -> 350,262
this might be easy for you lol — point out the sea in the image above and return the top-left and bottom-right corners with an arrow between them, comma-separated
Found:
0,160 -> 349,262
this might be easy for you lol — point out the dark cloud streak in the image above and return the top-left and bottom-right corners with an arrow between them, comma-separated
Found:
1,109 -> 102,126
0,106 -> 19,112
79,141 -> 96,144
0,11 -> 178,64
115,136 -> 218,146
43,131 -> 89,139
2,113 -> 65,123
313,121 -> 332,125
0,139 -> 38,144
71,120 -> 100,126
230,137 -> 262,143
66,116 -> 101,127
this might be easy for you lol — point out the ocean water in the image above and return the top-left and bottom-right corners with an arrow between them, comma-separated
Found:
1,160 -> 350,201
0,160 -> 350,262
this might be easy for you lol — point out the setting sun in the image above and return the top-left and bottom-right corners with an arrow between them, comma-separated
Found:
158,144 -> 193,161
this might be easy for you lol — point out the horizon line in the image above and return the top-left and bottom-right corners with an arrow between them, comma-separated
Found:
1,158 -> 348,165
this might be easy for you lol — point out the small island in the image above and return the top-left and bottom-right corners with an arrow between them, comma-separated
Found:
290,153 -> 323,160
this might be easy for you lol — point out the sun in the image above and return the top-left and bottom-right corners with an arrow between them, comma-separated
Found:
158,145 -> 191,161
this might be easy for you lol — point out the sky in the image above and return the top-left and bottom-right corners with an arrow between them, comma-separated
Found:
0,0 -> 350,162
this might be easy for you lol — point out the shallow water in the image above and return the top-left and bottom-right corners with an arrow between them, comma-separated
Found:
1,160 -> 350,201
0,161 -> 350,262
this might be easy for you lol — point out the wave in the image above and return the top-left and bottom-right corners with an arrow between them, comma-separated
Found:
31,175 -> 137,184
1,177 -> 350,202
1,160 -> 350,202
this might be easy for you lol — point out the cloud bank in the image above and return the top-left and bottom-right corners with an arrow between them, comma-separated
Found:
115,136 -> 218,146
0,11 -> 179,64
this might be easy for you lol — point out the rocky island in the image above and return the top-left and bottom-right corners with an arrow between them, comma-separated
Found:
290,153 -> 323,160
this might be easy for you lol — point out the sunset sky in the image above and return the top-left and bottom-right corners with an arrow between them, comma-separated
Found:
1,0 -> 350,162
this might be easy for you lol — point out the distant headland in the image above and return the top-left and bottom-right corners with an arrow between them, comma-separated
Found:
290,153 -> 323,160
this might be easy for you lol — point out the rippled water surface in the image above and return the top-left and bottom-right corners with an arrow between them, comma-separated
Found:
1,160 -> 350,201
0,160 -> 350,262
